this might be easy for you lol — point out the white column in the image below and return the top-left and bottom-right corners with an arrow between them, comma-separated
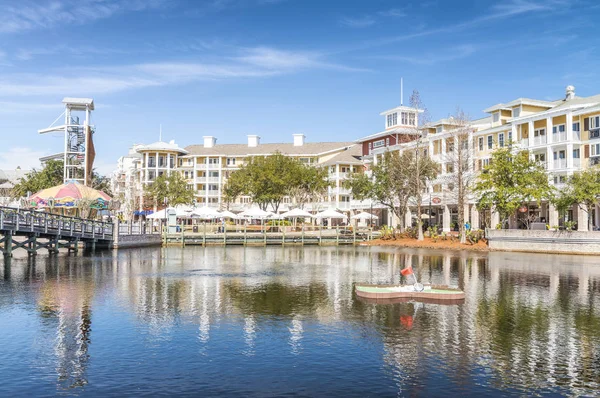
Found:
335,164 -> 340,208
567,143 -> 573,169
491,210 -> 500,229
566,112 -> 573,141
471,206 -> 480,230
528,120 -> 534,146
442,205 -> 450,232
547,117 -> 553,144
577,204 -> 588,231
511,124 -> 517,145
549,203 -> 559,228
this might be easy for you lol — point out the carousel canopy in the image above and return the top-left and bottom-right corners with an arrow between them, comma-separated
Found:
29,181 -> 111,207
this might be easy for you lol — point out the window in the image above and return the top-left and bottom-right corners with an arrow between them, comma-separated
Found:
373,139 -> 385,148
482,158 -> 490,167
208,184 -> 218,191
573,148 -> 580,159
573,122 -> 580,132
534,128 -> 546,137
385,138 -> 389,146
487,135 -> 493,149
401,112 -> 408,125
535,154 -> 546,162
208,158 -> 219,164
148,170 -> 156,181
446,163 -> 454,173
148,156 -> 156,167
552,124 -> 565,134
209,171 -> 219,177
508,130 -> 512,142
478,137 -> 484,151
226,158 -> 236,166
591,116 -> 600,129
158,156 -> 165,167
436,126 -> 443,134
493,112 -> 500,123
592,143 -> 600,156
498,133 -> 505,148
387,112 -> 398,127
513,107 -> 521,118
409,113 -> 416,126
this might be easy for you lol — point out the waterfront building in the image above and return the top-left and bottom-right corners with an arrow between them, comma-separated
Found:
0,167 -> 29,206
358,85 -> 600,231
113,135 -> 362,213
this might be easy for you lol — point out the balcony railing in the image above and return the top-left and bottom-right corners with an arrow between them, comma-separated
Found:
590,128 -> 600,139
553,159 -> 567,169
590,157 -> 600,166
532,136 -> 547,146
573,158 -> 581,168
552,132 -> 567,142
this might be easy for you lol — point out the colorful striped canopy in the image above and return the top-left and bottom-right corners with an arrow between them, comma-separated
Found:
29,181 -> 111,207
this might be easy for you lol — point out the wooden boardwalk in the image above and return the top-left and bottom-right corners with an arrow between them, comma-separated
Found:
0,206 -> 113,256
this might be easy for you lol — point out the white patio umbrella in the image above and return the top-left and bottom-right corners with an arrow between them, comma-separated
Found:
281,208 -> 314,218
350,211 -> 378,220
238,207 -> 272,219
314,209 -> 348,220
191,206 -> 221,219
219,210 -> 239,219
147,208 -> 168,219
175,205 -> 194,218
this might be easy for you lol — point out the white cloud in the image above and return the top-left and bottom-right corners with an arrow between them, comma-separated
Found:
0,0 -> 165,34
0,101 -> 63,113
0,47 -> 366,97
377,8 -> 406,17
339,16 -> 376,28
0,147 -> 45,170
375,45 -> 477,66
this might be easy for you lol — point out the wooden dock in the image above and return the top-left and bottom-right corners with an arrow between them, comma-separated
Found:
0,206 -> 113,256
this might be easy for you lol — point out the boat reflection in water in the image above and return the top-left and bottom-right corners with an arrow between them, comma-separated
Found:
0,246 -> 599,396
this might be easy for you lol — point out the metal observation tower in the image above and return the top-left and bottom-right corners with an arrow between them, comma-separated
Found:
38,98 -> 96,186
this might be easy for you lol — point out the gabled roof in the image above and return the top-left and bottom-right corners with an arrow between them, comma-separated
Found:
319,145 -> 362,167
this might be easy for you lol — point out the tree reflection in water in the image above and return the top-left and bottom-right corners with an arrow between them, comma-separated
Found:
0,247 -> 599,395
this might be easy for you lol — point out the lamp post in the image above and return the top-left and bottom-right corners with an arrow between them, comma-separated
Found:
429,194 -> 432,230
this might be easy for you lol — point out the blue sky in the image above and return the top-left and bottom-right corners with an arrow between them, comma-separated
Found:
0,0 -> 598,174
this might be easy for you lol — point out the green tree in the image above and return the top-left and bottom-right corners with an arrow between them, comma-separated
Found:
288,166 -> 330,209
346,150 -> 438,233
553,166 -> 600,230
145,172 -> 194,208
12,160 -> 64,198
91,171 -> 113,196
474,147 -> 553,228
224,152 -> 316,212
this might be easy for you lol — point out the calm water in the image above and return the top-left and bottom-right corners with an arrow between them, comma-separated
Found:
1,246 -> 599,397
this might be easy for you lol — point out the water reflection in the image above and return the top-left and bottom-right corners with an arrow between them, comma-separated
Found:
0,247 -> 599,396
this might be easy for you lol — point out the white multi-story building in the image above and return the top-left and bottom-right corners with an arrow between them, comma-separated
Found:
114,135 -> 362,213
357,85 -> 600,231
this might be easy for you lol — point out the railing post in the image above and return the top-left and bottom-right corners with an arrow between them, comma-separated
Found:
319,224 -> 322,245
15,212 -> 19,232
44,213 -> 48,234
301,223 -> 304,246
0,209 -> 3,230
244,224 -> 247,245
336,226 -> 339,246
203,222 -> 206,246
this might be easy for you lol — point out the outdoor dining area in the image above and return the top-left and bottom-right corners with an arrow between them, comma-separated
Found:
139,205 -> 380,246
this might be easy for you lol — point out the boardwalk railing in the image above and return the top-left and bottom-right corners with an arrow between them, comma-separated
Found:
117,220 -> 162,235
0,206 -> 113,240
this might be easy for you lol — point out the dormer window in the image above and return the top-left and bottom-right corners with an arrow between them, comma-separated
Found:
436,126 -> 443,134
493,112 -> 500,123
513,107 -> 521,118
387,112 -> 398,127
401,112 -> 408,125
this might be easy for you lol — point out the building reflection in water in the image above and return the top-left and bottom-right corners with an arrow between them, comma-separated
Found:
1,246 -> 600,395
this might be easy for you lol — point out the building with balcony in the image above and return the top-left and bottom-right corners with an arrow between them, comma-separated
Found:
357,85 -> 600,231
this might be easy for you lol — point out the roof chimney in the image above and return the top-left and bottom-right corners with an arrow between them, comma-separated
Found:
247,135 -> 260,147
566,85 -> 575,100
203,136 -> 216,148
293,134 -> 305,147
